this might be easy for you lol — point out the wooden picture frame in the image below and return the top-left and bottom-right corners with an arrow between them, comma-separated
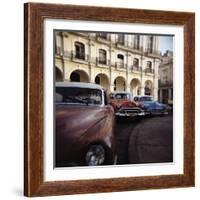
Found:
24,2 -> 195,197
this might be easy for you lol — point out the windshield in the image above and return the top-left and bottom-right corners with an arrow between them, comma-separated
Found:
56,87 -> 103,105
115,93 -> 130,100
140,96 -> 153,101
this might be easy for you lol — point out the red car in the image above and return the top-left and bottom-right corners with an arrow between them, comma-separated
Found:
109,92 -> 144,117
55,82 -> 116,167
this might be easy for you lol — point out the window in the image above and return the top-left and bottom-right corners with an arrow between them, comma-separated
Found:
115,93 -> 130,100
118,34 -> 124,45
97,33 -> 107,40
147,61 -> 152,69
117,54 -> 124,68
99,49 -> 107,64
147,36 -> 153,53
75,42 -> 85,60
146,61 -> 153,73
133,35 -> 140,49
56,87 -> 102,105
133,58 -> 139,68
95,76 -> 100,84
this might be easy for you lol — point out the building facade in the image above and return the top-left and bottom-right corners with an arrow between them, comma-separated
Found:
55,31 -> 161,100
158,50 -> 173,104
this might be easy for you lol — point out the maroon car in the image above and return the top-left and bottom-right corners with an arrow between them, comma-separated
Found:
109,92 -> 145,117
55,82 -> 116,167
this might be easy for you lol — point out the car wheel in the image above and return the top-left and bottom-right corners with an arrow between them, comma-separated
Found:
85,145 -> 105,166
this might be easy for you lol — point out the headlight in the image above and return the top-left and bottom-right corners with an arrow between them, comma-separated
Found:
86,145 -> 105,166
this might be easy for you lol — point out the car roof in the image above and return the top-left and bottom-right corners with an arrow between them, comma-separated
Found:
134,95 -> 153,98
112,91 -> 131,94
55,82 -> 103,90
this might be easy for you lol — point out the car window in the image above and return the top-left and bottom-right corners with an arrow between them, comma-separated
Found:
115,93 -> 129,100
141,96 -> 153,101
134,97 -> 138,101
56,87 -> 103,105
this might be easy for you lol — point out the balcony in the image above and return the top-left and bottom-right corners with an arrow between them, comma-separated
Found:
129,66 -> 142,72
111,62 -> 127,71
63,51 -> 111,67
116,39 -> 128,49
96,34 -> 111,45
55,46 -> 62,55
116,40 -> 143,54
63,50 -> 89,63
144,48 -> 161,58
91,57 -> 110,67
73,32 -> 89,38
159,80 -> 173,87
144,68 -> 154,74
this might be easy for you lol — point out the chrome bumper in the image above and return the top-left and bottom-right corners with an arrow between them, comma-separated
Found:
115,111 -> 145,117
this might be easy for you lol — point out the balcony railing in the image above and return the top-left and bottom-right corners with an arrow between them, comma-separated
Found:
96,34 -> 111,41
144,48 -> 161,56
61,50 -> 155,74
63,50 -> 110,66
159,81 -> 173,87
129,66 -> 142,72
144,68 -> 154,74
115,62 -> 127,69
63,50 -> 89,62
116,40 -> 143,51
116,39 -> 128,47
95,57 -> 111,66
55,46 -> 62,55
75,32 -> 89,37
90,57 -> 110,66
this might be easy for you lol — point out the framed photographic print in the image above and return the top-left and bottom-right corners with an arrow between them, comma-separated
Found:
24,3 -> 195,197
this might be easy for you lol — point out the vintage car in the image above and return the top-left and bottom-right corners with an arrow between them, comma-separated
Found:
133,95 -> 168,116
55,82 -> 116,167
109,92 -> 144,117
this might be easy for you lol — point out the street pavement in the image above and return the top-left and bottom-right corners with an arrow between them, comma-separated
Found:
115,113 -> 173,164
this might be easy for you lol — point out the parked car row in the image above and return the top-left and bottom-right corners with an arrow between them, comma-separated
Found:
55,82 -> 170,168
109,92 -> 169,117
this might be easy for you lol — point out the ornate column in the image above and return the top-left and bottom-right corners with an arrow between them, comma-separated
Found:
110,85 -> 115,93
140,55 -> 145,94
126,52 -> 131,92
153,58 -> 160,101
61,32 -> 64,56
109,37 -> 113,92
61,32 -> 67,82
88,36 -> 92,83
141,86 -> 145,96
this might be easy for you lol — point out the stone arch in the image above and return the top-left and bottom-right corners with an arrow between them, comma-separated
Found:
114,76 -> 126,91
130,78 -> 141,95
144,80 -> 153,95
95,73 -> 110,91
55,67 -> 63,82
70,69 -> 89,83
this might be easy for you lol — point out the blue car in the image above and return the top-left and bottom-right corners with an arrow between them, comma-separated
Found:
133,96 -> 168,116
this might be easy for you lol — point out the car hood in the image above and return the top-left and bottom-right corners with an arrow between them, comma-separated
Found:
143,101 -> 166,108
110,99 -> 138,108
56,104 -> 114,143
